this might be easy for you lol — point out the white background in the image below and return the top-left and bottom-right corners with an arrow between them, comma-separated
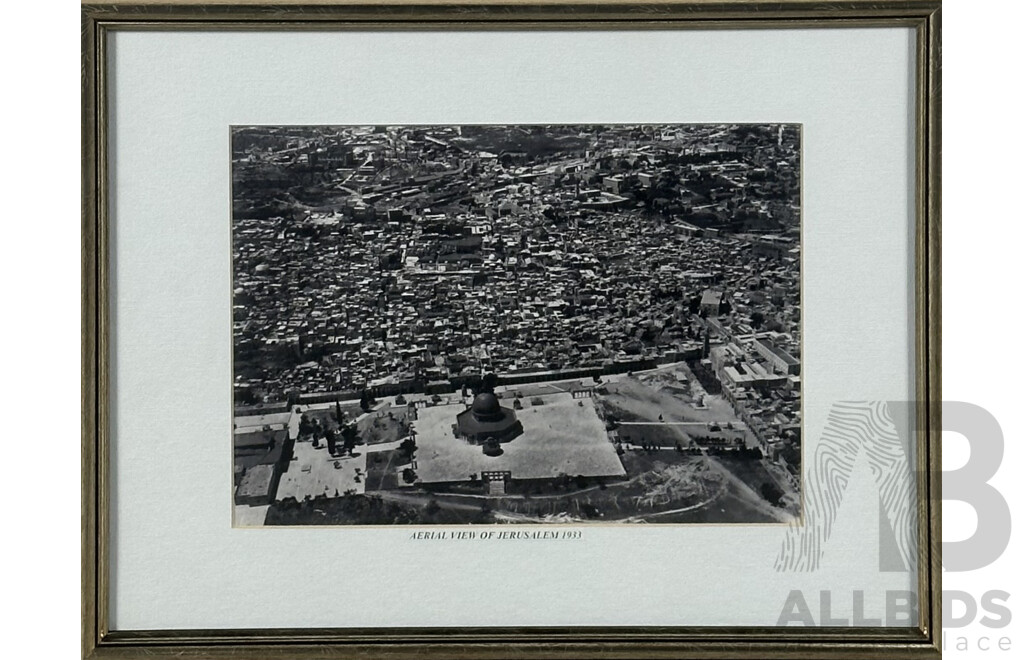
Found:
106,25 -> 915,631
0,0 -> 1021,656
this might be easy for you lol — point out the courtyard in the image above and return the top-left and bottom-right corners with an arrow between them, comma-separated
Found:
411,391 -> 625,484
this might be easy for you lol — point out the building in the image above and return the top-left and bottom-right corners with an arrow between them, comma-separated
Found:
751,235 -> 795,259
233,428 -> 293,505
753,338 -> 801,375
602,175 -> 626,194
700,289 -> 724,316
455,392 -> 523,444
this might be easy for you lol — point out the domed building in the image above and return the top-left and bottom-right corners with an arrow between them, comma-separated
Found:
455,392 -> 524,445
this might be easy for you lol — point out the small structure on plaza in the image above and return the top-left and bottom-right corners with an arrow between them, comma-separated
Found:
455,392 -> 523,445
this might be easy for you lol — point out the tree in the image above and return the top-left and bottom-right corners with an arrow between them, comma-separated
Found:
761,481 -> 783,506
298,414 -> 313,437
399,436 -> 417,459
236,388 -> 259,406
360,389 -> 371,412
334,400 -> 344,424
402,467 -> 417,484
341,424 -> 359,455
482,437 -> 502,456
481,372 -> 499,394
750,311 -> 765,330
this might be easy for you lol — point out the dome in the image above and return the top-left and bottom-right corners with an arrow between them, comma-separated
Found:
456,391 -> 523,445
470,393 -> 503,421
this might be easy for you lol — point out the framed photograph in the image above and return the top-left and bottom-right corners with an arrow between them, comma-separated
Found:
82,1 -> 941,658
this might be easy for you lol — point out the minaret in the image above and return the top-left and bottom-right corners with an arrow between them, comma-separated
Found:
702,325 -> 710,358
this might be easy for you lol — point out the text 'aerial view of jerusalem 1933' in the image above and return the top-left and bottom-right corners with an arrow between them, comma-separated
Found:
231,124 -> 802,527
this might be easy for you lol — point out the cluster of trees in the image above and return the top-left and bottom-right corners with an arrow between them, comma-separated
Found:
460,372 -> 500,398
761,481 -> 784,506
688,434 -> 742,446
618,438 -> 696,455
265,493 -> 469,525
701,444 -> 763,458
359,389 -> 377,412
297,405 -> 360,458
362,410 -> 411,445
540,472 -> 593,491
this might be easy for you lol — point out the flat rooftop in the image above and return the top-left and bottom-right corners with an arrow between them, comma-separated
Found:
275,440 -> 366,501
234,411 -> 292,435
412,392 -> 625,483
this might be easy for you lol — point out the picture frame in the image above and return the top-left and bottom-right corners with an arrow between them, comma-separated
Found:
82,1 -> 942,658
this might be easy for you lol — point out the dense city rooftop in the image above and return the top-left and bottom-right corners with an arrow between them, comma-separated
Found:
232,123 -> 800,414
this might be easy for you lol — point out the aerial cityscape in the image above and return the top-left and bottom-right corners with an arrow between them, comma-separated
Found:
231,124 -> 802,526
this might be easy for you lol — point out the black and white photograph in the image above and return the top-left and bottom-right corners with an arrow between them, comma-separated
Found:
231,124 -> 802,526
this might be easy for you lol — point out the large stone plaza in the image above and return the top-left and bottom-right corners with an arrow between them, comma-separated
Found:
412,391 -> 624,484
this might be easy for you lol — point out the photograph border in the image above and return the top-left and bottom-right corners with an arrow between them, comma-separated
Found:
81,2 -> 942,658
